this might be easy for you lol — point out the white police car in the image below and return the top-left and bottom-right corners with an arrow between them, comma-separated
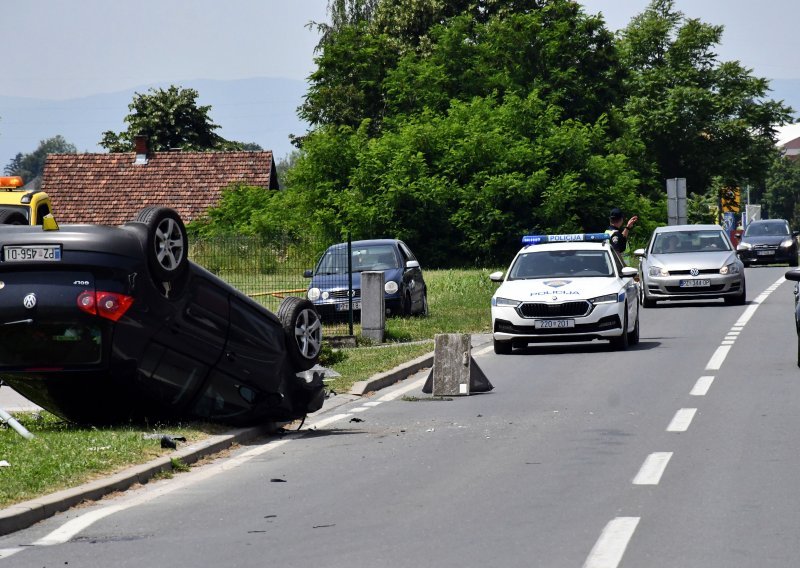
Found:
490,233 -> 640,354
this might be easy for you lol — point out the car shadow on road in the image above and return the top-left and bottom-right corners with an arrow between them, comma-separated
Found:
511,340 -> 661,356
644,300 -> 749,308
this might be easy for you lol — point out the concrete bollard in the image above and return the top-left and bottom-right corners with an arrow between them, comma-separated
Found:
361,271 -> 385,343
422,333 -> 493,396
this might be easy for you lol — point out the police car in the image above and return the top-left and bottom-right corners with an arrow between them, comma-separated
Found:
490,233 -> 640,354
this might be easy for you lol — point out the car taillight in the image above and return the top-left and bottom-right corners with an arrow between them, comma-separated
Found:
76,290 -> 134,322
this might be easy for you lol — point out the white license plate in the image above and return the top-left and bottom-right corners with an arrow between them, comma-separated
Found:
756,250 -> 775,256
335,301 -> 361,311
4,244 -> 62,262
534,319 -> 575,329
679,279 -> 710,288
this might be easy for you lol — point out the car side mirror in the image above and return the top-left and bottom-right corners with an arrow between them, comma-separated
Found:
405,260 -> 420,269
633,248 -> 645,257
621,266 -> 638,278
489,271 -> 504,282
785,269 -> 800,282
303,269 -> 313,278
793,231 -> 799,237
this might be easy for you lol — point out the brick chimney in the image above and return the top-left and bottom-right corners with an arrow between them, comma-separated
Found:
134,135 -> 149,165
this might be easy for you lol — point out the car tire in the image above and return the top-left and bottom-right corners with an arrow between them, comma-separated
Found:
724,281 -> 746,305
132,207 -> 189,283
610,307 -> 630,350
401,291 -> 413,317
416,290 -> 429,317
790,255 -> 799,268
278,297 -> 322,371
493,338 -> 512,355
628,313 -> 640,346
641,286 -> 657,308
0,210 -> 27,225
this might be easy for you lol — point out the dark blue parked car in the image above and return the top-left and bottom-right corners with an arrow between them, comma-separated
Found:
304,239 -> 428,320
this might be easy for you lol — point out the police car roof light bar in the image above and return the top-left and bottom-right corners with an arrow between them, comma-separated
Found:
522,233 -> 610,245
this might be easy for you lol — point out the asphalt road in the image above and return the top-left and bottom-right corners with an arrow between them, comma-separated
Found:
1,265 -> 799,567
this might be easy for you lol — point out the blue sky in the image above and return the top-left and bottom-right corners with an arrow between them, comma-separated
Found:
2,0 -> 797,101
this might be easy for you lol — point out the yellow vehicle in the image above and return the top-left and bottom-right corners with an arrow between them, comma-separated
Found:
0,176 -> 54,225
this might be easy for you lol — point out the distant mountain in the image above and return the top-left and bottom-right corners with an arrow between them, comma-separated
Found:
1,75 -> 797,175
0,77 -> 311,172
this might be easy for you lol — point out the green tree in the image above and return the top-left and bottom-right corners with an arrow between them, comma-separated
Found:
616,0 -> 793,198
763,154 -> 800,226
100,86 -> 233,152
3,135 -> 77,183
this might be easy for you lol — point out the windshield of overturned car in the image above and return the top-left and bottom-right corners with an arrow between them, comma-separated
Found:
0,323 -> 102,366
315,245 -> 400,275
508,250 -> 613,280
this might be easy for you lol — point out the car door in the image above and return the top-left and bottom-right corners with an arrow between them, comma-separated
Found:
193,296 -> 288,422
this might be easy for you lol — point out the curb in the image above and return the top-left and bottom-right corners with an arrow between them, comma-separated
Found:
0,333 -> 492,535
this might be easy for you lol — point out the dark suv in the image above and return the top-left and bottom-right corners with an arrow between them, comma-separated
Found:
0,207 -> 324,426
736,219 -> 799,267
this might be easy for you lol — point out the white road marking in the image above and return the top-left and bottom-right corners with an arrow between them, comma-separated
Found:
633,452 -> 673,485
721,340 -> 735,345
583,517 -> 640,568
378,375 -> 427,401
705,345 -> 731,370
0,548 -> 24,559
351,406 -> 368,413
362,401 -> 382,407
691,376 -> 715,396
667,408 -> 697,432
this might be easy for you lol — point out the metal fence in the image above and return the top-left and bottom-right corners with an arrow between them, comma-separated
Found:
189,233 -> 355,336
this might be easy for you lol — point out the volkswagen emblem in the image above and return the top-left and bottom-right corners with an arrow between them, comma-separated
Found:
23,293 -> 37,309
690,268 -> 699,276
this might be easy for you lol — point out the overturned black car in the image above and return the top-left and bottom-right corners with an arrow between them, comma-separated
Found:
0,207 -> 324,426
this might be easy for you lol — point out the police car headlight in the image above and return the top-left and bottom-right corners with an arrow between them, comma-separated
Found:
492,297 -> 520,308
737,242 -> 752,251
308,288 -> 321,301
648,266 -> 669,277
590,293 -> 619,304
385,281 -> 399,294
780,239 -> 794,248
720,263 -> 740,275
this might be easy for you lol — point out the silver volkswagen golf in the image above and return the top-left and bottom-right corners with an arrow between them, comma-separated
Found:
633,224 -> 746,307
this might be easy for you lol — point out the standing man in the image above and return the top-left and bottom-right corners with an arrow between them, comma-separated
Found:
605,207 -> 638,254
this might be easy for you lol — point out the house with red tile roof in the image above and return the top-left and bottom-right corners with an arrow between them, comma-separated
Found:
778,123 -> 800,160
41,136 -> 278,226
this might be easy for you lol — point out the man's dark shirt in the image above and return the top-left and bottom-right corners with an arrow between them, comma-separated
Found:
606,224 -> 626,253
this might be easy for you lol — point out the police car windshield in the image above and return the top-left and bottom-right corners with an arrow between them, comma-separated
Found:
508,250 -> 613,279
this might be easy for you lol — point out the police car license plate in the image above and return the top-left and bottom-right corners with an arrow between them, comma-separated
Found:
534,319 -> 575,329
679,279 -> 710,288
335,301 -> 361,311
4,244 -> 61,262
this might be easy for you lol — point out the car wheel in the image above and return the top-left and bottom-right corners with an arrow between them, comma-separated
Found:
493,338 -> 512,355
132,207 -> 189,282
641,286 -> 657,308
416,291 -> 429,317
790,255 -> 799,268
0,210 -> 27,225
278,297 -> 322,371
797,335 -> 800,368
610,307 -> 630,350
401,291 -> 413,317
628,313 -> 640,346
724,280 -> 746,305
